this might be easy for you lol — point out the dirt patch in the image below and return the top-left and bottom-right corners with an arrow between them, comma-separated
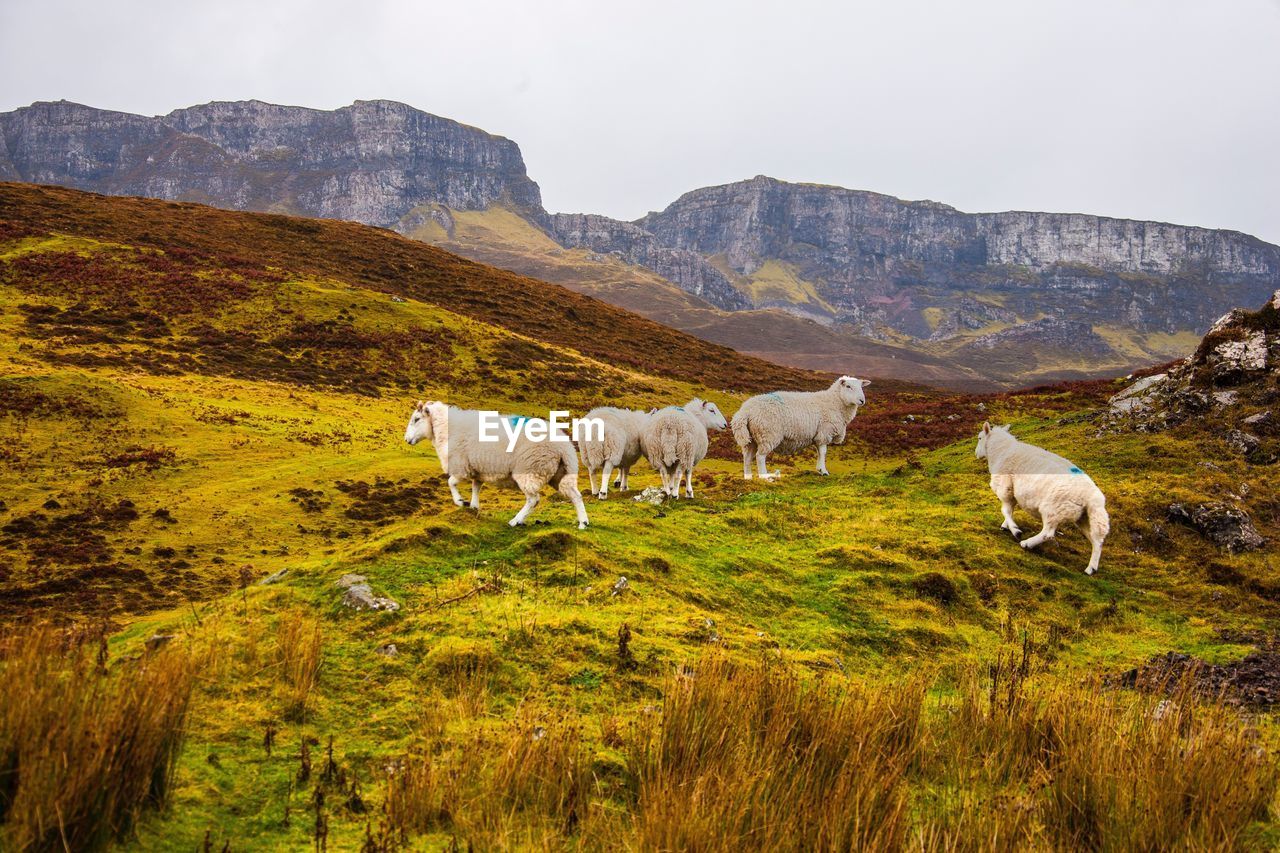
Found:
1117,638 -> 1280,707
335,477 -> 438,524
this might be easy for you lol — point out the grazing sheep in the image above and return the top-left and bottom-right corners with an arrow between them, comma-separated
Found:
641,399 -> 728,498
403,401 -> 589,529
975,422 -> 1109,575
731,376 -> 868,480
579,407 -> 653,499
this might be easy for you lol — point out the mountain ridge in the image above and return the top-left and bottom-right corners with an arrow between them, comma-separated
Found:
4,98 -> 1277,388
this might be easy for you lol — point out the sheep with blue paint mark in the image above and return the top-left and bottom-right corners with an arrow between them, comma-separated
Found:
975,422 -> 1109,575
403,401 -> 589,529
730,376 -> 868,480
641,399 -> 728,499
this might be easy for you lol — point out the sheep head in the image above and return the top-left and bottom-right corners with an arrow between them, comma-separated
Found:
404,399 -> 438,446
832,376 -> 869,407
687,398 -> 728,431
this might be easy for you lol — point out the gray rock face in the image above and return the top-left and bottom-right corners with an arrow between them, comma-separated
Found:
0,100 -> 544,227
549,213 -> 748,310
632,176 -> 1280,338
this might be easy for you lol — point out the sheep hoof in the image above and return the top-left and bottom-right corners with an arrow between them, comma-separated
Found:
818,470 -> 829,476
509,519 -> 525,528
578,522 -> 589,530
452,499 -> 465,508
1085,566 -> 1097,575
1019,539 -> 1035,550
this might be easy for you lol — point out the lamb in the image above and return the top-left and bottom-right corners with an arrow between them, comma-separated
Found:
641,399 -> 728,498
730,376 -> 868,480
403,401 -> 589,529
578,407 -> 653,499
975,422 -> 1109,575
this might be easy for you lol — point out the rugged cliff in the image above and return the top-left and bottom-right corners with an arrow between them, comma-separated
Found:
631,176 -> 1280,341
548,213 -> 748,309
5,100 -> 1280,388
0,100 -> 544,226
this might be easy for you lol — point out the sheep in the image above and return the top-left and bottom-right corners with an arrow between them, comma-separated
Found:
578,407 -> 653,499
403,400 -> 589,529
975,422 -> 1109,575
641,398 -> 728,498
731,376 -> 868,480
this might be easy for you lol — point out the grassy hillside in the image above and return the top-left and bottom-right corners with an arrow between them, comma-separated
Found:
1,188 -> 1278,849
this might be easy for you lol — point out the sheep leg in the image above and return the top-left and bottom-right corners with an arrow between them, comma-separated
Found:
618,468 -> 629,491
816,444 -> 830,476
469,480 -> 481,510
669,466 -> 683,498
999,499 -> 1021,538
586,466 -> 598,498
1020,522 -> 1057,551
685,468 -> 695,499
558,477 -> 590,530
756,451 -> 779,482
742,443 -> 756,479
509,492 -> 540,527
1085,531 -> 1104,576
599,461 -> 614,500
447,475 -> 465,507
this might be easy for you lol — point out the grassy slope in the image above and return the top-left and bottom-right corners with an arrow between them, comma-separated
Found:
1,188 -> 1278,848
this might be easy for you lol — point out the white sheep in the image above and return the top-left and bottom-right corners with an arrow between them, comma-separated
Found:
403,401 -> 589,529
578,406 -> 653,499
641,399 -> 728,499
975,422 -> 1109,575
730,376 -> 868,480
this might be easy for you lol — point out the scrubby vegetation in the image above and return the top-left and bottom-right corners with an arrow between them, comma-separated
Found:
0,186 -> 1277,849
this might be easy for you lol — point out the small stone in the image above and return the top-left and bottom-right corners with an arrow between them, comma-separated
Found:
335,573 -> 367,589
633,486 -> 666,506
375,643 -> 399,657
144,633 -> 176,651
259,568 -> 289,585
1225,430 -> 1260,456
611,576 -> 629,596
341,581 -> 400,612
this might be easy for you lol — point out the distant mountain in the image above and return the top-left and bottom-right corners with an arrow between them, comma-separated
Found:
5,99 -> 1277,389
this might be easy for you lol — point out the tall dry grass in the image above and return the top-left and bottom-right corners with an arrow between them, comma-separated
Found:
918,657 -> 1279,850
0,625 -> 197,851
384,652 -> 1279,851
275,610 -> 323,721
629,656 -> 926,850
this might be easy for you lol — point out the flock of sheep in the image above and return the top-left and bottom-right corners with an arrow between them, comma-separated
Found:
403,376 -> 1110,575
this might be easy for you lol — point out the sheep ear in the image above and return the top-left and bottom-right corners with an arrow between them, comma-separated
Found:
860,379 -> 871,387
982,421 -> 992,434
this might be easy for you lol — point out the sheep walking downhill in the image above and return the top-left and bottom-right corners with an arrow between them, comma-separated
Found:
976,422 -> 1109,575
404,401 -> 589,529
731,376 -> 868,480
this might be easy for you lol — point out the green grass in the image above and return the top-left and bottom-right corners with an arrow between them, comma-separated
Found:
2,189 -> 1279,848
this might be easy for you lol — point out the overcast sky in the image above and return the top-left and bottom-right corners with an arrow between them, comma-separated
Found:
3,0 -> 1278,241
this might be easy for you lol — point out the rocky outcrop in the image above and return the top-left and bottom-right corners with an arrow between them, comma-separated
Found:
0,100 -> 544,227
634,176 -> 1280,339
1104,291 -> 1280,452
548,213 -> 748,310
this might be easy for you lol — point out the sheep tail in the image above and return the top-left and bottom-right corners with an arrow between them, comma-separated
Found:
1087,493 -> 1110,541
659,421 -> 680,468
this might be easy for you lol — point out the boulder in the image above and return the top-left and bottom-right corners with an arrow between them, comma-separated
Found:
1167,503 -> 1266,554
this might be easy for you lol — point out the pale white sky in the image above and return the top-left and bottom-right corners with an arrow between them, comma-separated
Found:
2,0 -> 1278,242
